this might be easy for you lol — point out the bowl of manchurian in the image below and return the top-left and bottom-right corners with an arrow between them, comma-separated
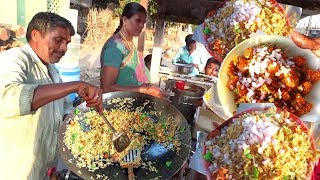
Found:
217,35 -> 320,121
202,107 -> 319,179
59,92 -> 191,180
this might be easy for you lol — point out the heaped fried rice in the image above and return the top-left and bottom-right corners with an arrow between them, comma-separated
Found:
203,108 -> 318,179
63,98 -> 181,172
204,0 -> 292,60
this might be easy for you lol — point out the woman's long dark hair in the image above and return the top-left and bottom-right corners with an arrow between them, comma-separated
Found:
114,2 -> 147,34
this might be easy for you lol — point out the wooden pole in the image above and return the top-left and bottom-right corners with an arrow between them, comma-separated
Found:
150,18 -> 166,84
138,0 -> 148,60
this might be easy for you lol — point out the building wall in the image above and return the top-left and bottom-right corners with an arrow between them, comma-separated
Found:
0,0 -> 17,25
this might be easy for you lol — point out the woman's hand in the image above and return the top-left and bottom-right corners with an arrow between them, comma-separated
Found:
142,85 -> 170,99
78,82 -> 103,114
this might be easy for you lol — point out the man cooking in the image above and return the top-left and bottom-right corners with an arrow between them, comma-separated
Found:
0,12 -> 103,179
172,34 -> 207,76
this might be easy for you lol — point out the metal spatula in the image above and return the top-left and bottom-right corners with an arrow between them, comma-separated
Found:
120,149 -> 141,180
82,88 -> 131,152
100,113 -> 131,152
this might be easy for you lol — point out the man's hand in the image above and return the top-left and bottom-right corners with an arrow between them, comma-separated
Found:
78,82 -> 103,114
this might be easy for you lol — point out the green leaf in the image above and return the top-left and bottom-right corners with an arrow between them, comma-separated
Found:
253,166 -> 259,178
180,126 -> 186,133
74,108 -> 80,115
203,151 -> 213,161
236,28 -> 241,33
165,161 -> 172,168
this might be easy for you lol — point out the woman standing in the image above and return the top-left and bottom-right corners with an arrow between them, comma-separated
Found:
100,2 -> 168,98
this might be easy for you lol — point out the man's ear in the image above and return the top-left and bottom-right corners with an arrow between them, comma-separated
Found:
31,30 -> 42,42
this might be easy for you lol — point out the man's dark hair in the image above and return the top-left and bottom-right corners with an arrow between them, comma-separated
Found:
185,34 -> 195,44
206,57 -> 221,67
26,12 -> 75,42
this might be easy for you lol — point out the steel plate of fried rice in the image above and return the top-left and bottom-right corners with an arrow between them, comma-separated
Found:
203,108 -> 319,180
203,0 -> 292,60
63,98 -> 181,172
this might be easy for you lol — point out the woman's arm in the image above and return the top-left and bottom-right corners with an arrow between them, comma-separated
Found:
100,66 -> 169,99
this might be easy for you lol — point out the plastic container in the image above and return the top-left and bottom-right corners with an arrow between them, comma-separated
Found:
175,80 -> 185,90
56,66 -> 80,101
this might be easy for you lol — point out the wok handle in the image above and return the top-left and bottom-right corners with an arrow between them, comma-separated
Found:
128,167 -> 135,180
82,87 -> 116,132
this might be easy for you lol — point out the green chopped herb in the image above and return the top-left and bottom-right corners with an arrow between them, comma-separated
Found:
233,89 -> 239,95
244,148 -> 253,159
283,175 -> 290,180
140,113 -> 147,120
165,161 -> 172,168
161,121 -> 166,129
253,166 -> 259,178
203,27 -> 211,35
74,108 -> 80,115
90,164 -> 99,171
283,126 -> 292,132
245,153 -> 253,159
150,127 -> 156,133
84,117 -> 90,124
79,146 -> 85,152
236,28 -> 241,33
244,171 -> 249,176
71,133 -> 78,142
203,151 -> 213,161
266,113 -> 272,117
180,126 -> 186,132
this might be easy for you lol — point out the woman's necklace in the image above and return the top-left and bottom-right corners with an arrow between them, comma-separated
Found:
119,31 -> 134,51
118,30 -> 135,68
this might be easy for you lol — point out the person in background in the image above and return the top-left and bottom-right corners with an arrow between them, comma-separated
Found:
172,34 -> 207,76
204,57 -> 221,77
144,54 -> 152,70
100,2 -> 168,99
291,30 -> 320,57
0,12 -> 103,179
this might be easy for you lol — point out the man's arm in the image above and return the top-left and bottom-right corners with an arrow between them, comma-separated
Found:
172,48 -> 182,64
0,52 -> 103,118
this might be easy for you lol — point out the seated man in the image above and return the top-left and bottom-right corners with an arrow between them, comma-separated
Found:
172,34 -> 207,75
204,57 -> 221,77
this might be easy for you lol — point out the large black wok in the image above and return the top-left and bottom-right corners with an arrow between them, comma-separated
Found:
59,92 -> 191,180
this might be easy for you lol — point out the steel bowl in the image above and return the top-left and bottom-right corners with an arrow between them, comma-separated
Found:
174,63 -> 194,75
